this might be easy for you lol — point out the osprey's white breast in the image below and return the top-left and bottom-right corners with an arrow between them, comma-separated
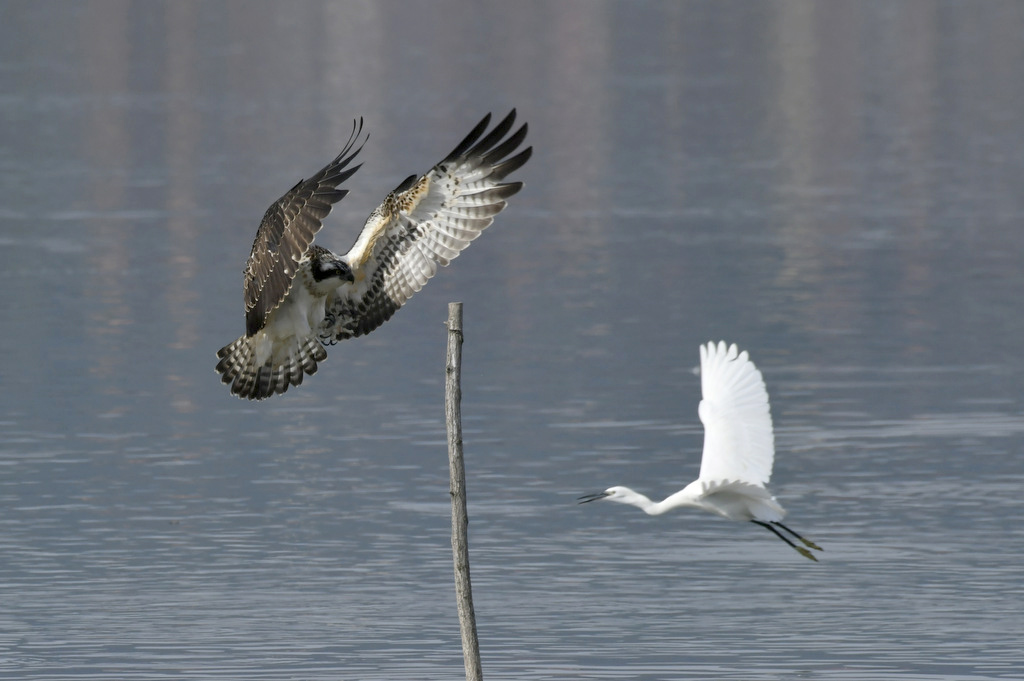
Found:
252,264 -> 327,366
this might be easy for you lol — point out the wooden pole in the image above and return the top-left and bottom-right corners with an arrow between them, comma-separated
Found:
445,302 -> 482,681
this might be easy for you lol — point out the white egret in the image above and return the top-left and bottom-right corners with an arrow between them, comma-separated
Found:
579,341 -> 822,561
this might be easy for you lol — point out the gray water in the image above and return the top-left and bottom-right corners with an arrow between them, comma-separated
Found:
2,1 -> 1024,679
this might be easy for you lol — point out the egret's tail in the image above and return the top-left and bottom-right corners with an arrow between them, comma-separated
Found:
215,332 -> 326,400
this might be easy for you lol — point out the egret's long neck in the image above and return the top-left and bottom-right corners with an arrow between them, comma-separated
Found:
610,486 -> 703,516
618,490 -> 665,516
623,486 -> 704,516
651,486 -> 705,515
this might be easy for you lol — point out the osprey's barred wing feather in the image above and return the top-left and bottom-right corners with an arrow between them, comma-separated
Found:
216,121 -> 364,400
216,112 -> 529,401
320,110 -> 531,342
243,119 -> 365,336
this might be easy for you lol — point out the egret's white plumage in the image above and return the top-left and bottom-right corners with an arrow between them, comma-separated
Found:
579,341 -> 822,561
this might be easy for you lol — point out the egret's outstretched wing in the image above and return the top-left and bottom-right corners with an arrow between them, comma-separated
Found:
320,110 -> 531,342
696,341 -> 775,486
243,120 -> 365,336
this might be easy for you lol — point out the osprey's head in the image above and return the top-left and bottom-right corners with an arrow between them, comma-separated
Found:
310,247 -> 355,284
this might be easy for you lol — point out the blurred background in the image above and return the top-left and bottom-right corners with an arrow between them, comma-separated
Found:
1,1 -> 1023,679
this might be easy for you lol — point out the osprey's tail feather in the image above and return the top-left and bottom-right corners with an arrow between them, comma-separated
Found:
215,333 -> 327,400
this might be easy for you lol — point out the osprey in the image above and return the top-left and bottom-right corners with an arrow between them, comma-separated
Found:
216,111 -> 531,400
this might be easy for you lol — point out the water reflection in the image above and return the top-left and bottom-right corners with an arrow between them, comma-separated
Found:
3,1 -> 1024,679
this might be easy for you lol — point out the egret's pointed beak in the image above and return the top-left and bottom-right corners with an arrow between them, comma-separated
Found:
577,490 -> 611,505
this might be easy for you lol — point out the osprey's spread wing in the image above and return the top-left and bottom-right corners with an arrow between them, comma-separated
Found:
320,110 -> 531,342
244,120 -> 365,336
217,111 -> 529,401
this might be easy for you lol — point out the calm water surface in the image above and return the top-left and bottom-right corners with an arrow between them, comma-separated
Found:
2,1 -> 1024,679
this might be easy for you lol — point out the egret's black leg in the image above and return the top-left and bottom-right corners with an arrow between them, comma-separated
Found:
752,520 -> 817,562
772,521 -> 823,552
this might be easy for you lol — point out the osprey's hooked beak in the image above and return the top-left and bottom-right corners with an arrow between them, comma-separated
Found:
337,262 -> 355,283
577,490 -> 611,505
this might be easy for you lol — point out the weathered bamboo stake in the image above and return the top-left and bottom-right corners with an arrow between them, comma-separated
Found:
445,302 -> 482,681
